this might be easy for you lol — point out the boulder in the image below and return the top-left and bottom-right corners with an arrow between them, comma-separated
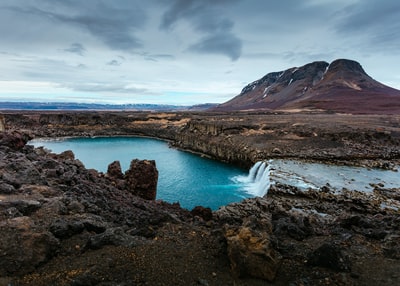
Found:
0,199 -> 41,216
49,215 -> 107,239
215,198 -> 281,281
107,160 -> 124,179
57,150 -> 75,161
49,218 -> 85,239
124,159 -> 158,200
307,242 -> 351,272
0,216 -> 59,276
86,227 -> 137,249
191,206 -> 213,221
225,225 -> 280,281
0,182 -> 15,194
0,131 -> 31,150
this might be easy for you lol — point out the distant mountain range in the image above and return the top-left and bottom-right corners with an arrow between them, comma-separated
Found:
213,59 -> 400,114
3,59 -> 399,114
0,102 -> 218,111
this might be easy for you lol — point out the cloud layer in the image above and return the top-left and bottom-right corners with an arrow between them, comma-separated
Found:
0,0 -> 399,104
160,0 -> 242,60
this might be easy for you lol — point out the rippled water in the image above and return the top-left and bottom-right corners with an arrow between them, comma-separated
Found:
30,137 -> 251,210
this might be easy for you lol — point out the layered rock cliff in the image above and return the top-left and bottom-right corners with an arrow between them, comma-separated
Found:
2,111 -> 400,169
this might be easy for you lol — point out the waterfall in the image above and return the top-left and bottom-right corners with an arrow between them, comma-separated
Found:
234,161 -> 272,197
248,161 -> 262,181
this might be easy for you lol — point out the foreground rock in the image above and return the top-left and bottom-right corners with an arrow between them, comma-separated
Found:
0,132 -> 191,281
214,183 -> 400,285
216,198 -> 281,281
1,129 -> 400,285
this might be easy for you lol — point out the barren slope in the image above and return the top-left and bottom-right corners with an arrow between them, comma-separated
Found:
214,59 -> 400,114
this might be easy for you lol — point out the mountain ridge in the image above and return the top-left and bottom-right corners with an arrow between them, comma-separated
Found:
214,59 -> 400,114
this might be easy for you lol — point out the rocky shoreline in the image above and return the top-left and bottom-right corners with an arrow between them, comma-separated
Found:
2,111 -> 400,167
1,111 -> 400,285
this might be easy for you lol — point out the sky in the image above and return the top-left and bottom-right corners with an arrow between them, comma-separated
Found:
0,0 -> 399,105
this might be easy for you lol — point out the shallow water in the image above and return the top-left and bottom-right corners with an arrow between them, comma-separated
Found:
268,159 -> 400,192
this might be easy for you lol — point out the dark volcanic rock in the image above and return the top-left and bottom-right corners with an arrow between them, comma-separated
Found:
49,218 -> 86,239
0,182 -> 16,194
86,227 -> 138,249
49,214 -> 108,239
107,160 -> 124,179
0,131 -> 31,150
225,225 -> 280,281
307,242 -> 351,271
191,206 -> 213,221
0,132 -> 189,279
1,114 -> 400,285
124,159 -> 158,200
0,217 -> 60,276
216,198 -> 281,281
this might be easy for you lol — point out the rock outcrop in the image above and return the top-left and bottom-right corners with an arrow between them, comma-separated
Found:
124,159 -> 158,200
106,159 -> 159,201
0,130 -> 32,150
216,198 -> 281,281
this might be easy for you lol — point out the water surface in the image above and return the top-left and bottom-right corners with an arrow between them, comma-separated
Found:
268,159 -> 399,192
29,137 -> 400,210
30,137 -> 250,210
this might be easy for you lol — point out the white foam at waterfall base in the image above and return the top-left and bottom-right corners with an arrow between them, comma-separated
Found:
233,161 -> 272,197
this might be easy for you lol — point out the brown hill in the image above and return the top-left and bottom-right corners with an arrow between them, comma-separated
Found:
214,59 -> 400,114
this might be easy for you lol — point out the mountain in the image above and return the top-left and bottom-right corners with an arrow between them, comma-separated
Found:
213,59 -> 400,114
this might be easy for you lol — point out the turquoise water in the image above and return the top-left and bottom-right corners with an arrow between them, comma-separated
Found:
30,137 -> 249,210
29,137 -> 400,210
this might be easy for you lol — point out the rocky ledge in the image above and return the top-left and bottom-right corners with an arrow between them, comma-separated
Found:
1,131 -> 400,285
2,111 -> 399,169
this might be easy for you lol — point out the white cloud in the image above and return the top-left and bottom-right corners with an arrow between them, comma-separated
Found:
0,0 -> 399,104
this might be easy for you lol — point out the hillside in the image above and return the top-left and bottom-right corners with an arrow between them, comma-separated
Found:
214,59 -> 400,114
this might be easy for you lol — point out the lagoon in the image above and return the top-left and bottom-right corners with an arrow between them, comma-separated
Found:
30,137 -> 251,210
29,136 -> 400,210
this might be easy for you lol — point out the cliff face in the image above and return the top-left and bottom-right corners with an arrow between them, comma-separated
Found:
3,111 -> 400,169
214,59 -> 400,114
172,119 -> 256,167
173,115 -> 400,168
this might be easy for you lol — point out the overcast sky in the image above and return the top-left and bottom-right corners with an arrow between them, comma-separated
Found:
0,0 -> 399,105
